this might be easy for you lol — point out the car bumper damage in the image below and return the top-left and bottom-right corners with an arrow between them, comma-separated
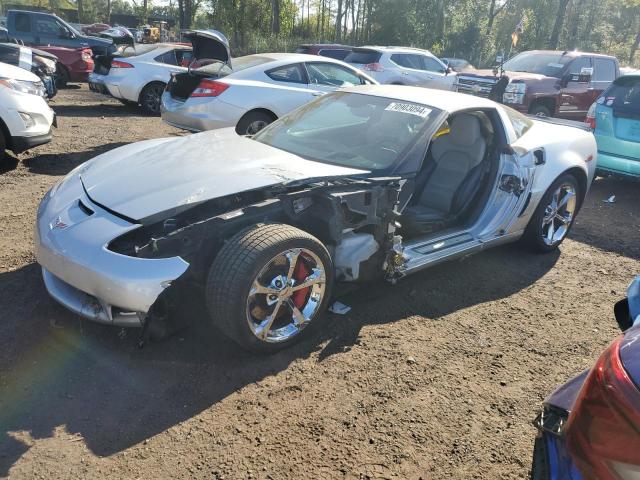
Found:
35,172 -> 189,327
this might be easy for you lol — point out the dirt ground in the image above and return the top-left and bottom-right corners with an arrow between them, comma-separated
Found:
0,85 -> 638,480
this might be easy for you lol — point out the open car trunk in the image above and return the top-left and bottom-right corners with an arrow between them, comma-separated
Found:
165,29 -> 231,101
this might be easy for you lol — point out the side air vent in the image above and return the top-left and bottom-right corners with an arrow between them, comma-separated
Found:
78,199 -> 94,216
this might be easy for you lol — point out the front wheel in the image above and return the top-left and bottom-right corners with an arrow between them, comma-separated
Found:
522,173 -> 580,252
140,82 -> 165,115
206,224 -> 334,353
529,104 -> 552,117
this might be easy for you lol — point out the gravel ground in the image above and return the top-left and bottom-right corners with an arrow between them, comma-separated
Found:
0,85 -> 638,479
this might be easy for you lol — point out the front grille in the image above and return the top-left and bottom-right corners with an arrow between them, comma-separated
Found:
456,75 -> 497,98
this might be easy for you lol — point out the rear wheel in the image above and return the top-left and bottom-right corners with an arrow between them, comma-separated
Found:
206,224 -> 333,353
522,173 -> 579,252
0,129 -> 6,161
140,82 -> 165,115
530,104 -> 552,117
235,111 -> 275,136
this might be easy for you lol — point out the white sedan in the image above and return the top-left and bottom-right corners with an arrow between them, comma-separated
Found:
161,51 -> 378,135
87,31 -> 227,114
35,86 -> 596,353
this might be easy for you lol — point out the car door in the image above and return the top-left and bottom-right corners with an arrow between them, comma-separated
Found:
262,63 -> 313,113
559,57 -> 593,120
591,57 -> 618,101
11,11 -> 36,45
388,53 -> 425,85
304,61 -> 367,96
419,55 -> 456,91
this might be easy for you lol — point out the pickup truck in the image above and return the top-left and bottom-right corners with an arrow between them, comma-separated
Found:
5,9 -> 115,56
456,50 -> 620,120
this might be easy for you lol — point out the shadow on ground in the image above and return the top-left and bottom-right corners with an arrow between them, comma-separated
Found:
571,176 -> 640,260
0,243 -> 559,475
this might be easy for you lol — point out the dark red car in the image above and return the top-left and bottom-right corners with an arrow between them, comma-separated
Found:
82,23 -> 111,36
295,44 -> 353,61
36,46 -> 94,87
456,50 -> 620,120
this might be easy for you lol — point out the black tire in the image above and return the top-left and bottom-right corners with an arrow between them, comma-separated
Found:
522,173 -> 580,252
139,82 -> 165,115
529,103 -> 552,117
0,129 -> 5,161
55,65 -> 69,88
530,436 -> 551,480
235,111 -> 275,136
206,223 -> 334,353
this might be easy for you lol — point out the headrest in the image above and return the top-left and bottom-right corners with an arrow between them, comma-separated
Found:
446,114 -> 482,147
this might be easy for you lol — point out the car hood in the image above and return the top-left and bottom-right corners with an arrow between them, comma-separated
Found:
80,128 -> 367,221
182,29 -> 231,67
0,59 -> 40,81
462,68 -> 555,82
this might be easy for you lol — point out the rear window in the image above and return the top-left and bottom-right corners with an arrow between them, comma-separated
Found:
194,55 -> 272,76
318,49 -> 351,60
344,49 -> 382,65
295,46 -> 311,54
601,76 -> 640,112
593,58 -> 617,83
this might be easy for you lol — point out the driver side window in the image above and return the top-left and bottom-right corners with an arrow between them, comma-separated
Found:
306,62 -> 363,86
35,17 -> 66,37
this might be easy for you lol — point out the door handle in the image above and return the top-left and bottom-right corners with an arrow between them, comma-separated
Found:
402,72 -> 409,75
312,91 -> 325,96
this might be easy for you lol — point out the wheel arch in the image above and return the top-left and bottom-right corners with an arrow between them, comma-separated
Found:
238,107 -> 278,124
561,166 -> 588,210
137,80 -> 167,104
0,115 -> 12,150
529,97 -> 556,115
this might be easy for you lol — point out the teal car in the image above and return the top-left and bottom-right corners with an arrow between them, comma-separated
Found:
587,75 -> 640,178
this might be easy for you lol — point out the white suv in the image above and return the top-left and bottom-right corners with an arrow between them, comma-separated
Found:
345,46 -> 456,90
0,61 -> 54,160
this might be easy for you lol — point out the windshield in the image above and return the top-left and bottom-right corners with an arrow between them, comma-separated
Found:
56,16 -> 81,36
503,52 -> 572,78
253,92 -> 440,171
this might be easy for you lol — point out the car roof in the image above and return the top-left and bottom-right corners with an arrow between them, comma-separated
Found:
340,84 -> 498,112
519,49 -> 617,60
353,45 -> 436,55
299,44 -> 351,48
242,52 -> 353,64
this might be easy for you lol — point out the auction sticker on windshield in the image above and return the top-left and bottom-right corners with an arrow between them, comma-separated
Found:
385,102 -> 432,118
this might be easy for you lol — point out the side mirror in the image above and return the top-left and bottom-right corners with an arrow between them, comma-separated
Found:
446,66 -> 452,74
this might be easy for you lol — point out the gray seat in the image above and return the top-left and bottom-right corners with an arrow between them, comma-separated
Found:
402,113 -> 487,235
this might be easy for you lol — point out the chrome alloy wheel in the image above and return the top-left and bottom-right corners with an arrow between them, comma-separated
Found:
541,183 -> 577,246
246,248 -> 326,343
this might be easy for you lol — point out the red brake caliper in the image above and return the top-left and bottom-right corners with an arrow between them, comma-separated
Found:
291,258 -> 311,309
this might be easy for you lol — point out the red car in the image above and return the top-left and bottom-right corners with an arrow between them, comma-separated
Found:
82,23 -> 111,36
36,46 -> 94,87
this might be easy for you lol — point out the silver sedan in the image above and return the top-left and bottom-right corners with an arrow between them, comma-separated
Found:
161,52 -> 377,135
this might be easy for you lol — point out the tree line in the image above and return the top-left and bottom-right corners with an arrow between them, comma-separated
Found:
76,0 -> 640,66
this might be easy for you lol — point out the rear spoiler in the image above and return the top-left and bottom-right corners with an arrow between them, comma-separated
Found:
528,115 -> 591,132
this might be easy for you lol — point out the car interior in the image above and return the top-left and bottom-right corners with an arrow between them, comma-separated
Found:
400,110 -> 503,239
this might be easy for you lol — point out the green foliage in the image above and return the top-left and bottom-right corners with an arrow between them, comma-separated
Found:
67,0 -> 640,66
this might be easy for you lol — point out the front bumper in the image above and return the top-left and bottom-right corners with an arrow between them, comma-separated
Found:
160,92 -> 242,132
35,172 -> 189,327
11,129 -> 53,153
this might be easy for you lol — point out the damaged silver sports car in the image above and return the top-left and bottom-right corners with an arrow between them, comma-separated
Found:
35,86 -> 596,352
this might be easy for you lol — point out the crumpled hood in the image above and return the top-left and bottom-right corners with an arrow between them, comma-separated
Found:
80,128 -> 367,221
